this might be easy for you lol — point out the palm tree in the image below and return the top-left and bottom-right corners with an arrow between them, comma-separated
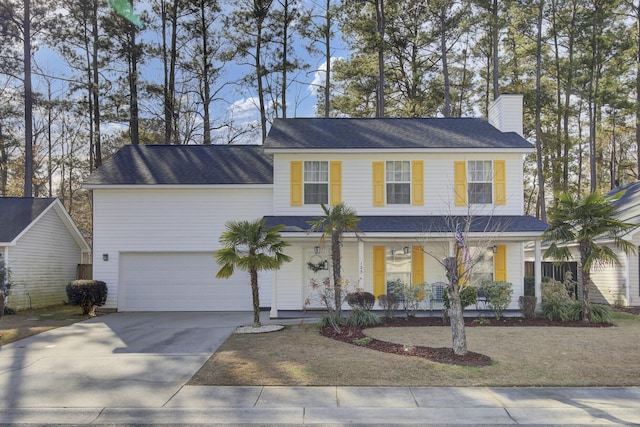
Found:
216,218 -> 292,327
543,191 -> 636,322
307,203 -> 360,318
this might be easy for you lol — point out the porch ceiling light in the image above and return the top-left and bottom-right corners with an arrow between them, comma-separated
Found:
314,245 -> 320,255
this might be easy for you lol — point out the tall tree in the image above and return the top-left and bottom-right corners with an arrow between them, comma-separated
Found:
216,218 -> 292,327
544,191 -> 636,322
308,203 -> 361,319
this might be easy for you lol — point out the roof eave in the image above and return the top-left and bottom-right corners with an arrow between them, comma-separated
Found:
83,183 -> 274,190
263,147 -> 534,154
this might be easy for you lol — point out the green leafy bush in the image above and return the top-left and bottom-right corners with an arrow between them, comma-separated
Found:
542,300 -> 569,321
518,295 -> 537,319
318,315 -> 346,328
442,285 -> 477,310
523,276 -> 535,296
66,280 -> 107,316
387,280 -> 426,319
481,281 -> 513,320
346,291 -> 375,311
377,293 -> 399,320
567,302 -> 612,324
345,309 -> 381,327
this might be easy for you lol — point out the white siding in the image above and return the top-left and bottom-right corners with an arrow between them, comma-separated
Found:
92,188 -> 273,310
274,153 -> 524,217
9,208 -> 83,310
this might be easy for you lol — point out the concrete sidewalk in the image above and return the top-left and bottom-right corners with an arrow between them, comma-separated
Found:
1,386 -> 640,425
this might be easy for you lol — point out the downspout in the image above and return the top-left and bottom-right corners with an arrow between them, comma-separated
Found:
270,268 -> 278,319
358,239 -> 364,287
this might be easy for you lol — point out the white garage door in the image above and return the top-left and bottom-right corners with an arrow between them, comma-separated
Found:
119,252 -> 257,311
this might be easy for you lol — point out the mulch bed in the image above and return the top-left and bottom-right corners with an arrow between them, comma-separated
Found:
320,315 -> 619,367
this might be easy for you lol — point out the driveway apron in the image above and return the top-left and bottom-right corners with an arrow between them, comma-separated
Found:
0,312 -> 252,408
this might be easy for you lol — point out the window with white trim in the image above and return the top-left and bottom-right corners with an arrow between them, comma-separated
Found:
386,247 -> 412,290
468,160 -> 492,204
386,161 -> 411,204
304,161 -> 328,204
469,246 -> 494,286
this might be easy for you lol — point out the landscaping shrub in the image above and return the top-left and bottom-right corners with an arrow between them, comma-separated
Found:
346,291 -> 375,311
518,295 -> 537,319
377,293 -> 399,320
481,281 -> 513,320
345,309 -> 381,327
541,278 -> 573,321
523,276 -> 535,296
567,302 -> 612,324
387,280 -> 426,318
66,280 -> 107,316
542,299 -> 570,321
442,285 -> 477,310
318,315 -> 346,329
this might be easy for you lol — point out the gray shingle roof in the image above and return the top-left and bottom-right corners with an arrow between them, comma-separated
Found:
263,215 -> 548,234
608,181 -> 640,225
264,118 -> 533,150
0,198 -> 56,243
84,145 -> 273,186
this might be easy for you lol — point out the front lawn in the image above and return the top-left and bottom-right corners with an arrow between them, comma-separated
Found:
188,312 -> 640,387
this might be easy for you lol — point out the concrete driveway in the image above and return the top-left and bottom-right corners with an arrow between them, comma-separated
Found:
0,312 -> 253,408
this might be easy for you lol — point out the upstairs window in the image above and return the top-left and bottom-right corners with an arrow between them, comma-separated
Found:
386,161 -> 411,204
468,160 -> 493,204
304,161 -> 328,204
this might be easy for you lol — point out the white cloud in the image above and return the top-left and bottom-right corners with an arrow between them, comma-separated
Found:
308,57 -> 343,95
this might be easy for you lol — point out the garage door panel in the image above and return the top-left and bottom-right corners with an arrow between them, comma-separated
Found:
120,252 -> 255,311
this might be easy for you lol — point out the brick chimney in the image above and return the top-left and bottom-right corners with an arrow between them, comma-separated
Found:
488,94 -> 523,137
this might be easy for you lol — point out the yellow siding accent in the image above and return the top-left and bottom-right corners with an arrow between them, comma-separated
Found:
454,161 -> 467,206
495,244 -> 507,281
330,161 -> 342,205
494,160 -> 506,205
373,246 -> 386,297
412,160 -> 424,206
290,161 -> 303,206
372,162 -> 385,207
412,246 -> 424,285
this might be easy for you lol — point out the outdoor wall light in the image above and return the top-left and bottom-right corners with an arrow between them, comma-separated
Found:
403,246 -> 410,254
103,253 -> 109,261
492,246 -> 498,254
314,245 -> 321,255
322,260 -> 329,270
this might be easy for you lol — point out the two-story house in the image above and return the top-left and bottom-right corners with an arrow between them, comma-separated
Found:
84,94 -> 547,314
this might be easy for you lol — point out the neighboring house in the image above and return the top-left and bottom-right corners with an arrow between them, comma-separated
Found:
0,198 -> 91,310
528,182 -> 640,307
85,94 -> 548,314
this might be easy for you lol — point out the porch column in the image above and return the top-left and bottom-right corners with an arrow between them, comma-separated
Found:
625,251 -> 631,306
534,240 -> 542,308
358,239 -> 364,288
270,269 -> 278,318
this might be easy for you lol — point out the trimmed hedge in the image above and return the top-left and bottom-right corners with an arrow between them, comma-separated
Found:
66,280 -> 107,316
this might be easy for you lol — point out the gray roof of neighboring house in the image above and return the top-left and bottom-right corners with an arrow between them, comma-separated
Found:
609,181 -> 640,225
84,145 -> 273,186
264,118 -> 534,150
0,198 -> 57,243
263,215 -> 548,234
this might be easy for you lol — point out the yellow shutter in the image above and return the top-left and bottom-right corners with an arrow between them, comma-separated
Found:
290,161 -> 303,206
330,161 -> 342,205
494,160 -> 506,205
495,244 -> 507,281
412,246 -> 424,285
372,162 -> 385,207
412,160 -> 424,206
373,246 -> 386,297
454,161 -> 467,206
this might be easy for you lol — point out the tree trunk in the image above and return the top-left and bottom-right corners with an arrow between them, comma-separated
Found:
91,0 -> 102,168
23,0 -> 33,197
200,0 -> 212,145
535,0 -> 546,222
324,0 -> 331,118
375,0 -> 385,118
492,0 -> 499,100
251,269 -> 261,327
440,10 -> 450,117
636,1 -> 640,179
129,24 -> 140,145
332,233 -> 341,318
445,252 -> 467,355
